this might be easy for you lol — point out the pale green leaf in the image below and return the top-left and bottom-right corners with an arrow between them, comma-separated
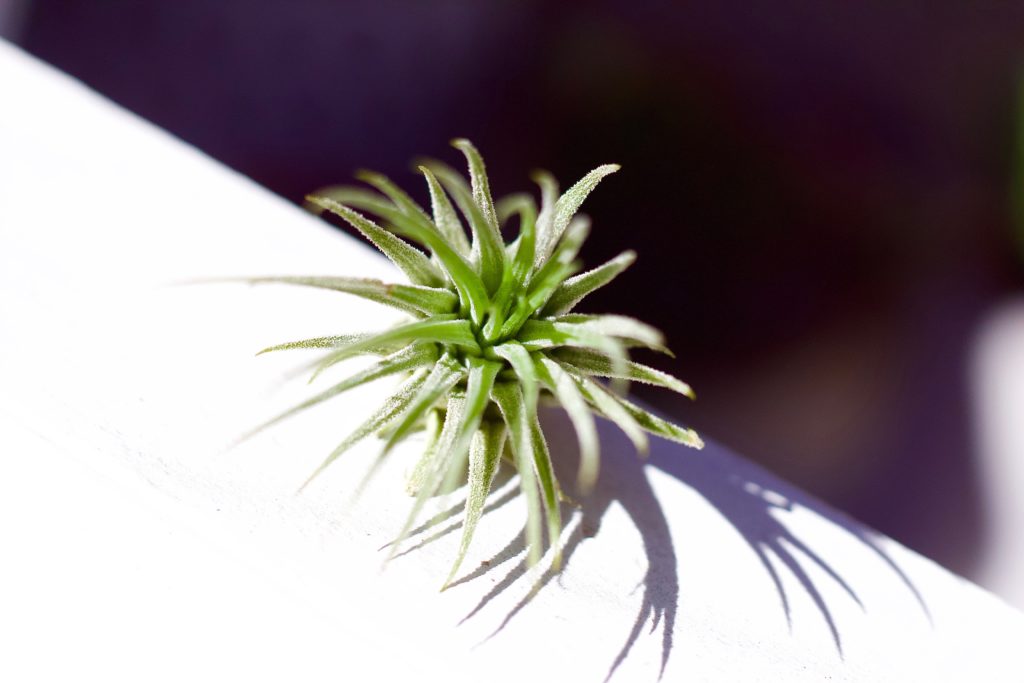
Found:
527,404 -> 562,568
355,170 -> 433,225
554,313 -> 669,354
536,163 -> 619,263
452,138 -> 500,234
598,392 -> 704,449
492,217 -> 589,340
523,216 -> 589,303
404,409 -> 444,496
378,354 -> 466,458
388,392 -> 467,560
444,420 -> 506,587
516,318 -> 629,386
420,166 -> 471,257
490,342 -> 538,414
424,156 -> 506,295
357,355 -> 466,493
531,171 -> 559,269
568,373 -> 648,454
242,344 -> 439,443
495,192 -> 535,228
541,250 -> 636,316
434,357 -> 502,503
310,316 -> 478,380
536,356 -> 599,492
308,186 -> 395,217
257,333 -> 376,355
516,319 -> 627,358
310,194 -> 489,323
306,195 -> 442,287
492,382 -> 545,567
238,276 -> 458,317
298,368 -> 431,491
480,196 -> 538,341
551,347 -> 694,398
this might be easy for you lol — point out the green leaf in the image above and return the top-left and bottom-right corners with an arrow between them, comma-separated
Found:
404,409 -> 444,496
238,276 -> 458,317
516,319 -> 625,357
310,193 -> 490,323
480,195 -> 538,341
388,392 -> 468,560
424,156 -> 506,295
527,405 -> 562,568
451,139 -> 500,235
242,344 -> 439,443
436,357 -> 502,497
568,373 -> 648,454
551,347 -> 694,398
257,333 -> 377,355
444,420 -> 506,587
378,354 -> 466,458
420,166 -> 471,257
516,318 -> 629,386
536,164 -> 619,263
298,368 -> 432,491
531,171 -> 559,269
536,356 -> 599,492
495,192 -> 535,228
388,355 -> 500,563
494,219 -> 589,340
522,216 -> 589,304
490,342 -> 538,414
306,195 -> 443,287
355,170 -> 434,225
358,355 -> 466,493
596,391 -> 704,449
308,185 -> 395,217
541,250 -> 636,316
492,382 -> 546,567
310,316 -> 479,380
553,313 -> 669,354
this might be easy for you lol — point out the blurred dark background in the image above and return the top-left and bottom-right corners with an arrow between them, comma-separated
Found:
9,0 -> 1024,579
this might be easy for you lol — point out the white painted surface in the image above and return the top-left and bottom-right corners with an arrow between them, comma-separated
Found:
1,40 -> 1022,682
973,301 -> 1024,610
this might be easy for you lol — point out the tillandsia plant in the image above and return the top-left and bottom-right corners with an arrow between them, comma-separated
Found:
244,139 -> 702,585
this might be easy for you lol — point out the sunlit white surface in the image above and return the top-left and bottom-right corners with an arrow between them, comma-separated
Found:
1,39 -> 1022,682
973,301 -> 1024,610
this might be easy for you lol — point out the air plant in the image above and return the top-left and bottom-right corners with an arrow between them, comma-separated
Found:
244,140 -> 702,585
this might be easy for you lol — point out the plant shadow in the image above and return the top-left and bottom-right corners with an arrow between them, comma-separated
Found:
393,409 -> 931,681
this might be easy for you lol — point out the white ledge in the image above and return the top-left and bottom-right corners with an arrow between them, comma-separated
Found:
1,40 -> 1022,682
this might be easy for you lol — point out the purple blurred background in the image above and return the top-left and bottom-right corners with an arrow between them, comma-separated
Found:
9,0 -> 1024,579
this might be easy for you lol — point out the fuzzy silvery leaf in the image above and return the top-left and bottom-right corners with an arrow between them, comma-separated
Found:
420,166 -> 471,257
355,170 -> 435,226
378,354 -> 466,459
535,355 -> 600,492
306,195 -> 443,288
445,420 -> 506,587
298,368 -> 432,491
552,347 -> 695,398
542,250 -> 637,316
242,344 -> 439,443
238,275 -> 458,317
492,382 -> 546,567
569,373 -> 649,454
535,164 -> 619,264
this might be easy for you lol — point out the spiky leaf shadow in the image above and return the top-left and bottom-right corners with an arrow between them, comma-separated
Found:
391,410 -> 930,681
